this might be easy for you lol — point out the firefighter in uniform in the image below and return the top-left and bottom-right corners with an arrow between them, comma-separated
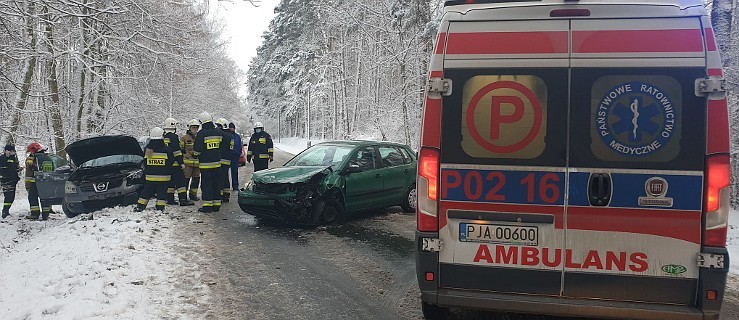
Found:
181,119 -> 200,201
163,118 -> 194,206
216,118 -> 234,202
135,127 -> 174,212
246,122 -> 274,172
25,143 -> 54,220
193,112 -> 223,213
0,145 -> 20,219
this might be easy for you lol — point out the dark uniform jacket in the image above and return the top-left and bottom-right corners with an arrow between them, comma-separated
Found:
0,154 -> 20,184
144,140 -> 175,183
180,131 -> 198,167
246,131 -> 274,162
25,153 -> 39,189
193,122 -> 223,170
164,131 -> 184,167
220,130 -> 234,166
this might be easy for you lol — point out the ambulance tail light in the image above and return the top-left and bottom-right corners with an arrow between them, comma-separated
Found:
704,154 -> 730,247
418,147 -> 440,232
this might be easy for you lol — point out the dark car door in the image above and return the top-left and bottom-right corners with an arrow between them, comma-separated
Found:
343,146 -> 384,212
34,154 -> 71,205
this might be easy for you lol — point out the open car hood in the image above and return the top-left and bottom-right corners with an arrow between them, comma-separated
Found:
252,166 -> 331,184
66,135 -> 144,167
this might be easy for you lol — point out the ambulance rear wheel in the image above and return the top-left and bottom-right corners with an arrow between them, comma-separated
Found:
422,301 -> 449,320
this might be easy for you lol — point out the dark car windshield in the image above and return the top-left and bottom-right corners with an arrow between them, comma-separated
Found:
80,154 -> 143,168
286,145 -> 354,168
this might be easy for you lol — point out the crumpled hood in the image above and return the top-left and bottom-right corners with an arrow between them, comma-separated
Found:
252,166 -> 331,184
66,135 -> 144,167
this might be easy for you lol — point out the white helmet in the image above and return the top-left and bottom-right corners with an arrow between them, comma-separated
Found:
254,122 -> 264,129
215,118 -> 228,129
198,112 -> 212,124
162,117 -> 178,131
150,127 -> 164,140
188,119 -> 200,127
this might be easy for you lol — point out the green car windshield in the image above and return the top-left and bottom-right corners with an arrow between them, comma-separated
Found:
286,145 -> 354,168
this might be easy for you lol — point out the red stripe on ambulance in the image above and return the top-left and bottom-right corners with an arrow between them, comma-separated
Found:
572,29 -> 704,53
446,31 -> 568,55
435,32 -> 446,54
568,207 -> 702,244
705,28 -> 717,51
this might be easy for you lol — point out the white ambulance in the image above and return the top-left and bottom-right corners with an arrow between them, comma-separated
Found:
416,1 -> 730,319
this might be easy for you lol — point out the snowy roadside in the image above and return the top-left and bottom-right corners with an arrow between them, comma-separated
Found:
728,210 -> 739,274
0,195 -> 211,319
273,137 -> 322,155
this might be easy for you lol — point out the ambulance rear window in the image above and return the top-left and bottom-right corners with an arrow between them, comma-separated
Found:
589,76 -> 681,162
440,68 -> 568,167
569,68 -> 706,171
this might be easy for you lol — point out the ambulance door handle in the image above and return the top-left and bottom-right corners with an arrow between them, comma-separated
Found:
588,173 -> 612,207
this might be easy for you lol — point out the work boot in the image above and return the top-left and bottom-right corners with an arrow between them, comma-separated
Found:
222,195 -> 230,203
134,204 -> 146,212
25,213 -> 39,220
198,206 -> 212,213
179,200 -> 195,206
189,193 -> 200,201
41,213 -> 49,221
1,211 -> 9,219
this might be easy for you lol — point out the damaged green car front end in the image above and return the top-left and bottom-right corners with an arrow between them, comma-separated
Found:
238,166 -> 343,224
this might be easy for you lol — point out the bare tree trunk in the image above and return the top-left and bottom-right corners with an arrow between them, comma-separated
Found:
44,5 -> 66,157
7,1 -> 38,145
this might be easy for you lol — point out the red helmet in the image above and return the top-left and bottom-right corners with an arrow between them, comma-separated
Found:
26,142 -> 43,154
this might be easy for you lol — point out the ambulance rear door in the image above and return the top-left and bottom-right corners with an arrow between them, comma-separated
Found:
565,17 -> 707,305
438,19 -> 569,296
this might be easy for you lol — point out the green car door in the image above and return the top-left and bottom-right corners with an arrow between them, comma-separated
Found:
378,146 -> 414,207
343,146 -> 384,212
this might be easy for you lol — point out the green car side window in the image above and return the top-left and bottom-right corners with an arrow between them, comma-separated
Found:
350,147 -> 376,170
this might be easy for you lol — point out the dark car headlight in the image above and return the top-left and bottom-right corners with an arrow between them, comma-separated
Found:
126,169 -> 144,186
65,181 -> 78,194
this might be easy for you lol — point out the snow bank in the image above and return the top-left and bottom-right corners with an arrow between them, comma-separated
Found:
274,137 -> 324,156
0,205 -> 209,319
729,209 -> 739,274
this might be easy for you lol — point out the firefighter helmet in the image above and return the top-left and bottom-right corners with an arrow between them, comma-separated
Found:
150,127 -> 164,140
188,119 -> 200,127
254,122 -> 264,129
215,118 -> 228,129
163,117 -> 178,131
198,112 -> 212,124
26,142 -> 43,154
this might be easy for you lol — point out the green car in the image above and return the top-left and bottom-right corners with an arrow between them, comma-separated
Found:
238,141 -> 417,224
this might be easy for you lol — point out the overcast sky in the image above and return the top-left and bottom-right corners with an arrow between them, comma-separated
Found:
208,0 -> 279,74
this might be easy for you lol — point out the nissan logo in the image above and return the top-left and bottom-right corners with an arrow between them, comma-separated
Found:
94,182 -> 109,193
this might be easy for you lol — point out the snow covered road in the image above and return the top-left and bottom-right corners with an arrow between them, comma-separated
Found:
1,147 -> 739,319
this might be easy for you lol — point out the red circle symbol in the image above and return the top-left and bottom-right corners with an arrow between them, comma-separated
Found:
466,81 -> 543,154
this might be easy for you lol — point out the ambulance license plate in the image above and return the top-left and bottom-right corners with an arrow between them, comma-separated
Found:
459,223 -> 538,246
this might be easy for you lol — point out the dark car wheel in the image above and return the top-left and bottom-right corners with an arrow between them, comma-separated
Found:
62,202 -> 79,218
421,301 -> 449,320
401,184 -> 417,213
320,199 -> 344,225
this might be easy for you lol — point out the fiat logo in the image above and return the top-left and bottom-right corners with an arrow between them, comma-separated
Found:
645,177 -> 668,197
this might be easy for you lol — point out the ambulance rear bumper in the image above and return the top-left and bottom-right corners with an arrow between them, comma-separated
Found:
423,289 -> 717,320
